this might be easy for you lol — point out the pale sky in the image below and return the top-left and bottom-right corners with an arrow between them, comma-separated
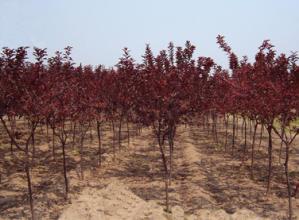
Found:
0,0 -> 298,68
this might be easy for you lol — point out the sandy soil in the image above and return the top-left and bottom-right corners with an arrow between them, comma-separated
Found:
58,182 -> 269,220
0,120 -> 298,219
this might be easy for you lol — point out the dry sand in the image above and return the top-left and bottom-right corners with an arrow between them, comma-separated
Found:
59,182 -> 269,220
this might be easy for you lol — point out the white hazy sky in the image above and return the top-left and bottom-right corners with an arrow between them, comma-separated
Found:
0,0 -> 298,68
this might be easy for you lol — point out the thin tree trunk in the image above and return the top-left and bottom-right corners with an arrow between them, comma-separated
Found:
207,115 -> 210,135
31,130 -> 35,163
266,125 -> 273,194
10,140 -> 13,155
127,119 -> 130,147
241,117 -> 245,138
158,136 -> 169,213
279,126 -> 285,164
168,125 -> 175,186
232,114 -> 236,155
9,117 -> 15,155
250,122 -> 258,179
25,134 -> 35,220
164,171 -> 170,213
118,116 -> 122,150
96,121 -> 102,167
155,121 -> 170,212
52,127 -> 56,160
39,123 -> 44,134
79,128 -> 85,180
243,117 -> 247,159
258,124 -> 264,150
25,160 -> 35,220
46,122 -> 49,143
112,120 -> 116,161
213,114 -> 218,144
61,139 -> 68,200
249,119 -> 252,137
72,122 -> 77,150
224,115 -> 228,152
235,115 -> 239,137
284,142 -> 292,220
89,122 -> 93,143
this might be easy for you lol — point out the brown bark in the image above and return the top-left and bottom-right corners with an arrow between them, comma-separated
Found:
61,139 -> 68,200
52,127 -> 56,160
224,115 -> 229,152
284,142 -> 292,220
250,122 -> 258,179
25,160 -> 35,220
126,119 -> 130,147
266,125 -> 273,194
118,116 -> 123,150
96,121 -> 102,167
232,114 -> 236,155
111,120 -> 116,161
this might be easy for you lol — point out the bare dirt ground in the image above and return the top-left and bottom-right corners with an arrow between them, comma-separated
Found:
58,182 -> 269,220
0,121 -> 298,219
